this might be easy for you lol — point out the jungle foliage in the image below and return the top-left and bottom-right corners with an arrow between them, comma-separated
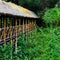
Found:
43,7 -> 60,27
0,28 -> 60,60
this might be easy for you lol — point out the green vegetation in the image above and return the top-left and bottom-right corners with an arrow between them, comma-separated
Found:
0,0 -> 60,60
0,28 -> 60,60
43,7 -> 60,27
43,8 -> 60,24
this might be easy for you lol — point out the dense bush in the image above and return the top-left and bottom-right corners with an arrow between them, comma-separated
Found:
0,28 -> 60,60
43,7 -> 60,27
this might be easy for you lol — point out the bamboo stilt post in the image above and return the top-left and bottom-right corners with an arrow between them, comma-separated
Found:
32,20 -> 36,29
15,18 -> 18,54
19,19 -> 21,38
10,18 -> 13,45
23,19 -> 25,40
30,20 -> 33,31
26,19 -> 27,40
31,20 -> 34,34
13,19 -> 15,41
17,19 -> 20,40
28,20 -> 31,38
10,18 -> 13,59
29,20 -> 31,31
30,20 -> 32,39
35,20 -> 36,28
23,19 -> 24,34
0,18 -> 2,42
19,20 -> 20,33
34,20 -> 36,35
28,20 -> 29,32
2,18 -> 4,44
3,17 -> 6,45
25,19 -> 27,40
31,20 -> 33,30
29,20 -> 30,31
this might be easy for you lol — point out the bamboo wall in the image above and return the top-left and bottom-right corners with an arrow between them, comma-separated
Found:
0,15 -> 35,45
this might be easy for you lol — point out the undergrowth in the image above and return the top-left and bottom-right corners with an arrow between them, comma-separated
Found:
0,28 -> 60,60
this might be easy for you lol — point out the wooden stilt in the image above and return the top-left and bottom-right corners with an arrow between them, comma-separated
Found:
3,18 -> 6,45
23,19 -> 24,34
28,20 -> 31,39
10,18 -> 13,59
25,19 -> 27,40
28,20 -> 30,32
19,19 -> 21,39
23,19 -> 25,40
0,19 -> 2,42
15,19 -> 18,54
10,19 -> 13,45
17,19 -> 20,40
34,20 -> 36,35
2,18 -> 4,45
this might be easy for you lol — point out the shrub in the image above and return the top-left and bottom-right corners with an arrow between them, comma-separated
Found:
43,7 -> 60,27
0,28 -> 60,60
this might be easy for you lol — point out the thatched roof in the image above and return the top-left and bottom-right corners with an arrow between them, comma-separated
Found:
0,0 -> 38,18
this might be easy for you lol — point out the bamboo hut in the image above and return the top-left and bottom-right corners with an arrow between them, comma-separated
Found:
0,0 -> 38,45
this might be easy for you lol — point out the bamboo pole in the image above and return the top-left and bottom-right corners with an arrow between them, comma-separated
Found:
10,19 -> 13,45
10,18 -> 13,59
3,18 -> 7,60
2,18 -> 4,45
13,19 -> 15,41
30,20 -> 32,31
25,19 -> 27,40
17,19 -> 20,40
34,20 -> 36,35
19,19 -> 20,33
28,20 -> 29,32
32,20 -> 34,30
15,19 -> 18,54
22,19 -> 25,41
23,19 -> 24,34
28,20 -> 31,39
19,19 -> 21,38
0,19 -> 2,42
3,18 -> 6,45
